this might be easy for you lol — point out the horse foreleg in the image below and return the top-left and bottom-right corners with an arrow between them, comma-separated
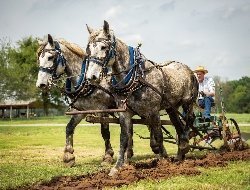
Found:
124,121 -> 134,164
63,114 -> 85,167
101,123 -> 114,165
109,112 -> 132,176
168,110 -> 190,161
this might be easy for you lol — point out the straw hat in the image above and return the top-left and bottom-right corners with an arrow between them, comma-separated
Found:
194,66 -> 208,74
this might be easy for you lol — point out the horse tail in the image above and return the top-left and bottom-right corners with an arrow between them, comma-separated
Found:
191,73 -> 199,103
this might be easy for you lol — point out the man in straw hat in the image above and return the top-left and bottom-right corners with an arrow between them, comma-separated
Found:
194,66 -> 215,122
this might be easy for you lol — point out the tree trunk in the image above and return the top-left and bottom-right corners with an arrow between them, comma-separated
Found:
42,91 -> 49,116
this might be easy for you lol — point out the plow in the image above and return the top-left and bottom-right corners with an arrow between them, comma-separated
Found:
65,85 -> 248,153
70,112 -> 245,152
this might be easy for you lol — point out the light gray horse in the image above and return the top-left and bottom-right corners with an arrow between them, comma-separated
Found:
36,34 -> 117,166
85,21 -> 198,175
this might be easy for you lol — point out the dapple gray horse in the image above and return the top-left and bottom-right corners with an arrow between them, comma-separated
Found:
36,34 -> 117,166
85,21 -> 198,175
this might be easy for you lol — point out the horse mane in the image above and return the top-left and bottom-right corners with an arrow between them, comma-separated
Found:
36,43 -> 46,60
88,29 -> 115,43
58,39 -> 86,58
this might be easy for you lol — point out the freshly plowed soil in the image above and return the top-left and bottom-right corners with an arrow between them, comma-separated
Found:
27,149 -> 250,190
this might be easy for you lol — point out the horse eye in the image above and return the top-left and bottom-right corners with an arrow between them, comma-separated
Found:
101,46 -> 106,50
48,56 -> 54,61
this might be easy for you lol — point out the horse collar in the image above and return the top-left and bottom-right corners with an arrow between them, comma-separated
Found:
111,46 -> 145,93
65,58 -> 95,98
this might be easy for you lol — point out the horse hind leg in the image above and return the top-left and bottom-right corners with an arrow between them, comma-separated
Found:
168,109 -> 190,161
149,114 -> 168,158
63,114 -> 85,167
101,122 -> 114,165
149,126 -> 160,154
182,103 -> 195,131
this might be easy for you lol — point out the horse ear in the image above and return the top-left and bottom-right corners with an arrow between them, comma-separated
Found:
103,20 -> 109,35
86,24 -> 94,34
48,34 -> 54,46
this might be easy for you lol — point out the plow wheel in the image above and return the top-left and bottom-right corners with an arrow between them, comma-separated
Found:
222,118 -> 247,151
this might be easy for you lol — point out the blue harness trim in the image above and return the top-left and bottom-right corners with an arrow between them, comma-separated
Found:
65,58 -> 87,93
112,46 -> 135,86
54,41 -> 66,68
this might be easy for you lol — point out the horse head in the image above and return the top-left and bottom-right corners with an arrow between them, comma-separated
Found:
85,21 -> 117,83
36,34 -> 67,89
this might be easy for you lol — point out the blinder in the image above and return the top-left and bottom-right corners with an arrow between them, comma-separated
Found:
38,41 -> 66,80
87,35 -> 116,76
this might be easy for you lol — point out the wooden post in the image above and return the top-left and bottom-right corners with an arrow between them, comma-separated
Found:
85,115 -> 173,125
10,106 -> 12,119
27,105 -> 29,119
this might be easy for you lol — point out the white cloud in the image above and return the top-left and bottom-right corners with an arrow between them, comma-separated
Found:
222,7 -> 236,19
104,5 -> 123,19
121,34 -> 143,45
211,51 -> 230,66
0,0 -> 249,80
179,39 -> 204,49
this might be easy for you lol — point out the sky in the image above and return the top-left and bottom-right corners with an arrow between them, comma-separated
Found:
0,0 -> 249,80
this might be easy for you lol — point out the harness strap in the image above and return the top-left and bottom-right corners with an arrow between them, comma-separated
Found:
138,77 -> 163,99
112,46 -> 135,86
39,66 -> 54,74
138,61 -> 188,120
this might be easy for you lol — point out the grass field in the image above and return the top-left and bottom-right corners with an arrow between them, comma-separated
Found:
0,114 -> 249,189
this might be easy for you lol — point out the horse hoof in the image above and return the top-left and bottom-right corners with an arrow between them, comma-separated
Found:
108,167 -> 118,177
63,152 -> 75,166
101,155 -> 113,166
64,159 -> 75,167
101,161 -> 111,167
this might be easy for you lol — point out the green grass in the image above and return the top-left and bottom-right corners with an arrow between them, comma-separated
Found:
0,115 -> 249,189
0,115 -> 91,125
223,113 -> 250,123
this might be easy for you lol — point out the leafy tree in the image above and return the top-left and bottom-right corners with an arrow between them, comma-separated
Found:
221,76 -> 250,113
0,36 -> 65,115
0,38 -> 12,101
6,37 -> 39,100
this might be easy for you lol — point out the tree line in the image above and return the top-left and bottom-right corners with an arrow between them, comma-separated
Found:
0,37 -> 65,115
0,37 -> 249,114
